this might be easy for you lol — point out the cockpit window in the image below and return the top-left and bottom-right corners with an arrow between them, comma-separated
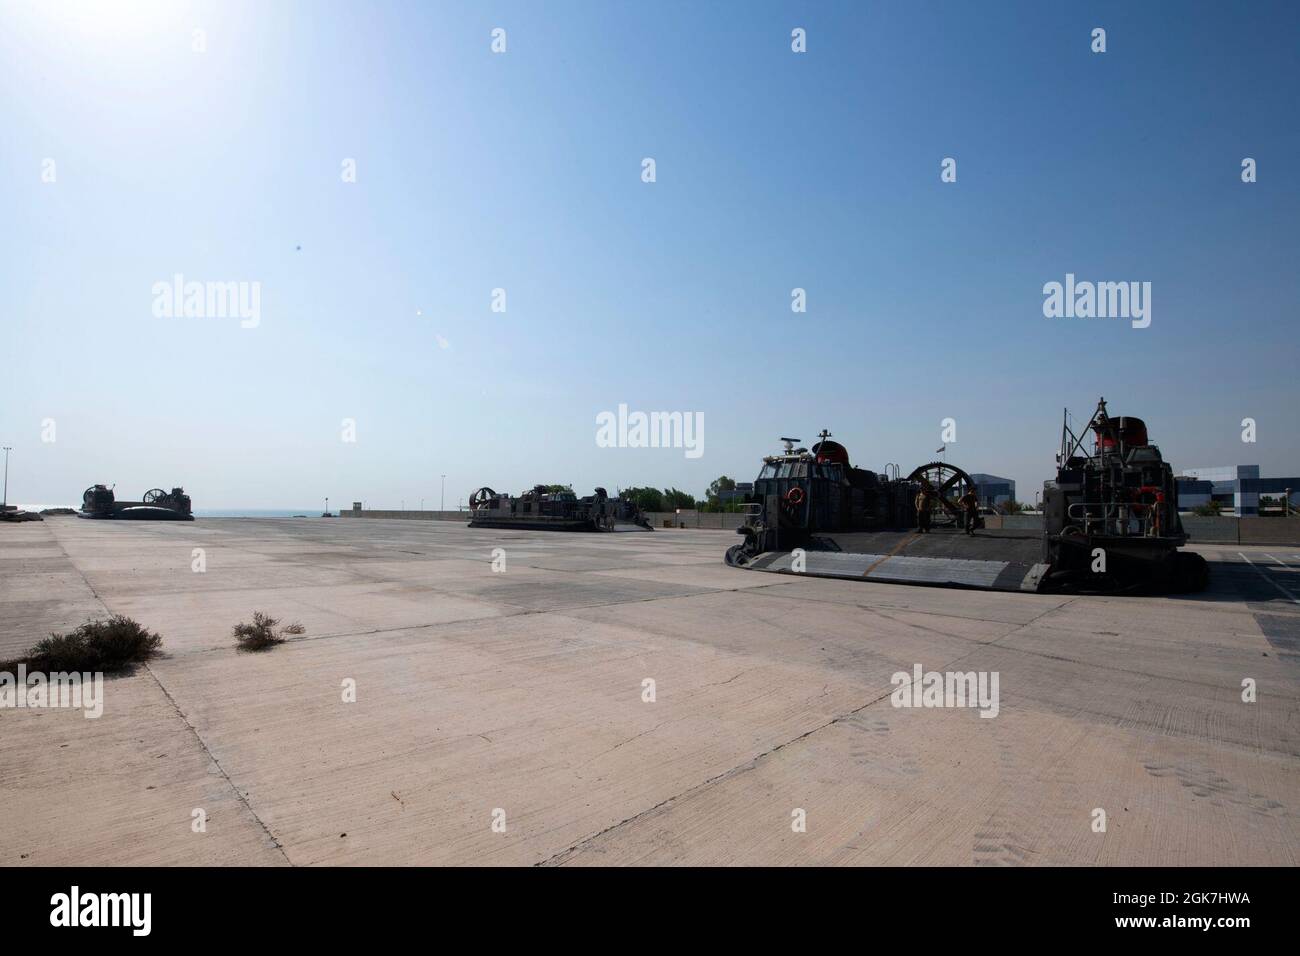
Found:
758,464 -> 777,480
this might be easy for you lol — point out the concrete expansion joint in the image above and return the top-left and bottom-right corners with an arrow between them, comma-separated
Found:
144,661 -> 292,864
539,606 -> 1074,866
538,680 -> 907,866
51,525 -> 293,866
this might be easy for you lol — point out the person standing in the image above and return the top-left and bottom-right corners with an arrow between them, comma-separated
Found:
959,488 -> 980,536
915,482 -> 935,533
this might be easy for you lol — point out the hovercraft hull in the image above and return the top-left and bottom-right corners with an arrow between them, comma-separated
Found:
78,506 -> 194,521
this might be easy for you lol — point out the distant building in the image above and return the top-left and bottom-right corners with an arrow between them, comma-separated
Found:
718,482 -> 753,504
969,473 -> 1015,507
1177,465 -> 1300,515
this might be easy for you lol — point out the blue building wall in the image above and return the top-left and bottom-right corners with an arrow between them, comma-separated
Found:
969,473 -> 1015,507
1178,466 -> 1300,514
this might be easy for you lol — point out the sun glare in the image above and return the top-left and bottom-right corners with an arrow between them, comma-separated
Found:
24,0 -> 185,43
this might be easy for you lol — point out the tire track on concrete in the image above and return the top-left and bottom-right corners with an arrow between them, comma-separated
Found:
538,599 -> 1073,865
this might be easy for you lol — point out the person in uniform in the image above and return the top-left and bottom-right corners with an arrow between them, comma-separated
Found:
915,481 -> 935,533
958,487 -> 980,536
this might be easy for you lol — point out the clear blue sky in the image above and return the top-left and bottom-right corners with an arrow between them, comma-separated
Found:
2,0 -> 1297,508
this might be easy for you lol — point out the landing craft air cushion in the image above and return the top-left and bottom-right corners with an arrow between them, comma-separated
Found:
468,485 -> 653,532
78,485 -> 194,521
724,398 -> 1208,594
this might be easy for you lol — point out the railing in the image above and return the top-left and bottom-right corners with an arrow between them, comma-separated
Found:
1065,501 -> 1163,536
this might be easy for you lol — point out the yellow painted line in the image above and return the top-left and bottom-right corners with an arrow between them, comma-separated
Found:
863,534 -> 921,577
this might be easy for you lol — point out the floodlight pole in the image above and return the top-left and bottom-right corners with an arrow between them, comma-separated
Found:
2,446 -> 10,508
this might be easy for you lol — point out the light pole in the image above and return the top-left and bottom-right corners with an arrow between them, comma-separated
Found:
2,446 -> 11,508
325,496 -> 329,516
420,498 -> 425,511
441,475 -> 446,511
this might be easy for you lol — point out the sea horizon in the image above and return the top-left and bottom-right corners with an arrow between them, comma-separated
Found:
10,505 -> 328,518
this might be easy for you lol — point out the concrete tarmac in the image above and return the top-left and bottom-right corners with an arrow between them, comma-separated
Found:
1,516 -> 1297,866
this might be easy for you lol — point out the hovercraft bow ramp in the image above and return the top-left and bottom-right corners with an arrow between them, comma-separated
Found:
728,527 -> 1050,592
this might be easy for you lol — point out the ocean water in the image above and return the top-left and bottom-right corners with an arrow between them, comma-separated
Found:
11,505 -> 327,518
193,509 -> 326,518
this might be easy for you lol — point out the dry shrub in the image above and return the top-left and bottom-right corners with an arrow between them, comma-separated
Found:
232,612 -> 304,652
